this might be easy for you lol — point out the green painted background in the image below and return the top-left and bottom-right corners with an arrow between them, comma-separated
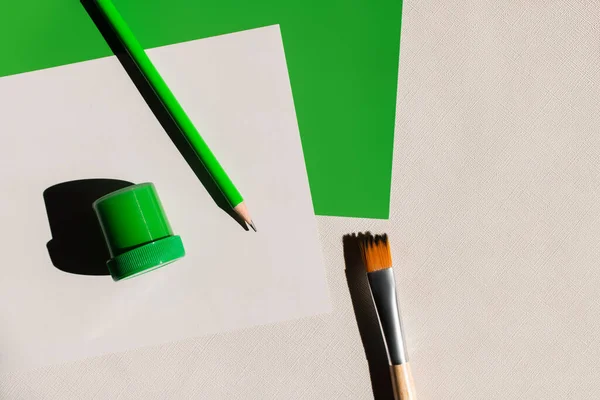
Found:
0,0 -> 402,218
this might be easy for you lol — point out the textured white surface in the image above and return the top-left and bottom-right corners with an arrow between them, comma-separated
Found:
2,0 -> 600,398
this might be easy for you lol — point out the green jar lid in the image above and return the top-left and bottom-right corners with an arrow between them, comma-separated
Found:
93,183 -> 185,281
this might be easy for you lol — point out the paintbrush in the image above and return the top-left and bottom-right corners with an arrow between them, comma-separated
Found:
358,232 -> 417,400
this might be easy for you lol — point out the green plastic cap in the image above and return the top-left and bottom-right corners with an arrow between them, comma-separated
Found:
93,183 -> 185,281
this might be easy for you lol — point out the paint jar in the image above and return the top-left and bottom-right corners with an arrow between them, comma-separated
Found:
93,182 -> 185,281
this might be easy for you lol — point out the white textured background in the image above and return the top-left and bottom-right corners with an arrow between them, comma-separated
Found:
2,0 -> 600,398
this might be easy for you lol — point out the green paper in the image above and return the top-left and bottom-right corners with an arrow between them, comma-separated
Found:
0,0 -> 402,218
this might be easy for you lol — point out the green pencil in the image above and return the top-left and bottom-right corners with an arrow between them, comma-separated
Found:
92,0 -> 256,231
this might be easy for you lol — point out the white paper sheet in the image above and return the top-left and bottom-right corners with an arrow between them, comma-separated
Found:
0,25 -> 330,372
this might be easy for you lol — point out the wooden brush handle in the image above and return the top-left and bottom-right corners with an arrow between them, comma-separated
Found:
390,363 -> 417,400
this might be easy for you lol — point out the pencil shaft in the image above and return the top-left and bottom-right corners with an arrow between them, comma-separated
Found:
94,0 -> 244,208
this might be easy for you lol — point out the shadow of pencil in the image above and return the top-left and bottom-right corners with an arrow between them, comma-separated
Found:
81,0 -> 248,231
343,234 -> 396,400
44,179 -> 134,276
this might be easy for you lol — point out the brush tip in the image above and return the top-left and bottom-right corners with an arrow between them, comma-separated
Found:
358,232 -> 392,273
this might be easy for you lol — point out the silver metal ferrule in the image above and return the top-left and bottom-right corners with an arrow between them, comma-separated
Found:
367,268 -> 408,365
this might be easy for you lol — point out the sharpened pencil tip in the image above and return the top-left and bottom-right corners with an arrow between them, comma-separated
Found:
233,203 -> 255,231
248,220 -> 257,232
